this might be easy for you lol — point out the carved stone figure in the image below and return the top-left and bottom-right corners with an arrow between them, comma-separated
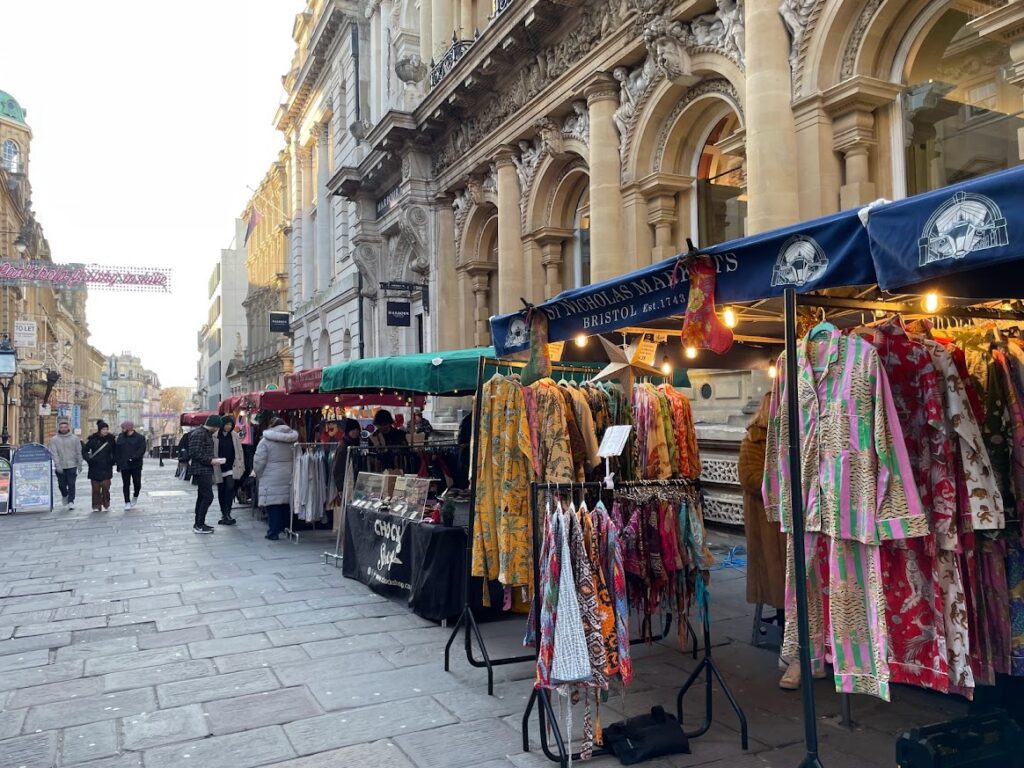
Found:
483,164 -> 498,193
612,57 -> 657,140
779,0 -> 816,65
643,17 -> 700,85
535,116 -> 564,157
562,100 -> 590,143
716,0 -> 745,58
354,244 -> 379,297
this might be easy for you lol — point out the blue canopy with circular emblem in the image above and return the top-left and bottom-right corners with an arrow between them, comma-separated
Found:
490,163 -> 1024,356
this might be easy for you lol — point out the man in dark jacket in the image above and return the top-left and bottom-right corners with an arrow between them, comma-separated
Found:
84,420 -> 117,512
114,421 -> 147,510
188,415 -> 219,534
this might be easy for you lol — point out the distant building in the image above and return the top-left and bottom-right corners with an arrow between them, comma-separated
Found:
196,221 -> 247,410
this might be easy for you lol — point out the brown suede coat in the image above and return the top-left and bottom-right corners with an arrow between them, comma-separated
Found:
738,420 -> 787,609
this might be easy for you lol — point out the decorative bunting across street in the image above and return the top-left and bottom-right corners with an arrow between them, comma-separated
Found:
0,260 -> 171,292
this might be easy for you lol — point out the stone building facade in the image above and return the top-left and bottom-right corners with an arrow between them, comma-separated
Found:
231,156 -> 294,393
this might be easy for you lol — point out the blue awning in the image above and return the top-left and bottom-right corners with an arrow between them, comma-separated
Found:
866,164 -> 1024,299
490,164 -> 1024,356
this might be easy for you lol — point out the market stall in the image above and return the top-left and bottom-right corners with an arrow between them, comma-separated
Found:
488,163 -> 1024,768
179,411 -> 217,427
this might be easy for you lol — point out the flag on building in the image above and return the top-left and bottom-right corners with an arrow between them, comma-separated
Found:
244,205 -> 263,246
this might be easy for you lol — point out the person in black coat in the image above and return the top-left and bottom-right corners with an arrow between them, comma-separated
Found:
114,421 -> 147,510
84,420 -> 117,512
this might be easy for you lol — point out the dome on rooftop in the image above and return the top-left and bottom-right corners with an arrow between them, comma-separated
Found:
0,92 -> 27,125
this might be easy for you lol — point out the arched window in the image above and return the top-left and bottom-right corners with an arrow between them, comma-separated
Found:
302,337 -> 313,370
571,188 -> 590,289
318,330 -> 331,367
903,9 -> 1023,195
696,115 -> 745,247
2,139 -> 20,174
342,329 -> 352,361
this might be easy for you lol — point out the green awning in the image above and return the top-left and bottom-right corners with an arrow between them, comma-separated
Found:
321,347 -> 496,395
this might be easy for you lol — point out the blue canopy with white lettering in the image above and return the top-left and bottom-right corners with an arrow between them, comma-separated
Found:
490,164 -> 1024,356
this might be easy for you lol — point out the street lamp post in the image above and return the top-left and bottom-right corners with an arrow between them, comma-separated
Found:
0,335 -> 18,459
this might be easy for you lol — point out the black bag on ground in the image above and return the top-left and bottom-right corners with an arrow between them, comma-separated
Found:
602,706 -> 690,765
896,711 -> 1024,768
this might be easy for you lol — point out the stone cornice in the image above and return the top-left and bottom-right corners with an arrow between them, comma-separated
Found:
822,76 -> 903,118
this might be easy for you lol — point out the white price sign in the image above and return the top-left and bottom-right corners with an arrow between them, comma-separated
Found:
598,425 -> 632,458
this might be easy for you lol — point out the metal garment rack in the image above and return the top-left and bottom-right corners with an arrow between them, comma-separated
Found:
780,291 -> 1024,768
443,356 -> 651,695
285,443 -> 336,542
521,479 -> 744,768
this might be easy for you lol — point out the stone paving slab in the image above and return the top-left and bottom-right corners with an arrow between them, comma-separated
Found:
8,675 -> 106,708
212,645 -> 311,674
57,636 -> 139,661
262,739 -> 417,768
187,632 -> 272,658
0,631 -> 72,654
204,686 -> 323,735
61,719 -> 119,765
395,718 -> 525,768
121,704 -> 209,751
0,659 -> 85,692
156,667 -> 280,708
84,645 -> 189,675
0,730 -> 59,768
24,686 -> 158,731
101,659 -> 218,692
141,724 -> 296,768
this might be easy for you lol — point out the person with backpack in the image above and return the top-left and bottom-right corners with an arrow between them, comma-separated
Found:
84,420 -> 117,512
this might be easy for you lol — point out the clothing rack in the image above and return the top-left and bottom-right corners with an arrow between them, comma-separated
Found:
442,356 -> 675,696
782,292 -> 1024,766
521,479 -> 745,767
286,443 -> 336,542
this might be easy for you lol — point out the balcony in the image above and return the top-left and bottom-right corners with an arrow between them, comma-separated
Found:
430,36 -> 476,89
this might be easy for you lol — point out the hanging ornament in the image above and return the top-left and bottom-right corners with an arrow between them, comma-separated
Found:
679,255 -> 733,355
521,309 -> 552,386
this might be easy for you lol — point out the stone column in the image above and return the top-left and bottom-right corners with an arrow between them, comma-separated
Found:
420,0 -> 432,64
969,4 -> 1024,159
300,143 -> 315,301
466,264 -> 494,345
824,77 -> 902,209
460,0 -> 474,38
315,125 -> 332,293
585,73 -> 627,283
431,0 -> 453,58
640,173 -> 693,262
289,136 -> 305,307
743,0 -> 800,233
532,227 -> 572,299
495,147 -> 524,315
436,197 -> 460,351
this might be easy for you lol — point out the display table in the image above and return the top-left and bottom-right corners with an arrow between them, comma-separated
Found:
342,504 -> 467,621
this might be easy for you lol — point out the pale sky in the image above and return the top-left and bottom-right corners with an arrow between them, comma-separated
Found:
0,1 -> 301,388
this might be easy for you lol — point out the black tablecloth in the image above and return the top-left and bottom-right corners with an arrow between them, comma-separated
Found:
342,504 -> 467,621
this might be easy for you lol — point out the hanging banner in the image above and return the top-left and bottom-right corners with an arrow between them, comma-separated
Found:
386,301 -> 412,327
0,260 -> 171,293
490,206 -> 876,356
72,404 -> 81,433
10,443 -> 53,513
13,320 -> 36,348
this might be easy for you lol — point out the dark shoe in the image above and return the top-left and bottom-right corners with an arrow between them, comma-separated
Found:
201,524 -> 214,533
265,533 -> 279,540
193,525 -> 210,534
217,518 -> 230,525
224,517 -> 237,526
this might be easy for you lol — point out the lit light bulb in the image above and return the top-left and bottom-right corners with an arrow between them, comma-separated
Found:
574,334 -> 588,348
768,363 -> 778,379
923,292 -> 940,314
685,346 -> 697,360
722,307 -> 737,329
661,356 -> 672,376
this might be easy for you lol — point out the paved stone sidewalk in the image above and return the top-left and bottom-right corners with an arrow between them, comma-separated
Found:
0,460 -> 968,767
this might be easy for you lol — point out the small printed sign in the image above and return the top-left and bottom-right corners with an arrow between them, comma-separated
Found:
269,311 -> 290,333
13,320 -> 36,348
598,425 -> 633,458
386,301 -> 412,327
548,341 -> 565,361
630,338 -> 658,367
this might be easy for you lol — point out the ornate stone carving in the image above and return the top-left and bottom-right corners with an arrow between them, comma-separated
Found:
452,190 -> 471,265
653,79 -> 743,170
353,244 -> 379,297
401,155 -> 411,180
702,493 -> 744,526
396,54 -> 428,83
512,138 -> 543,193
841,0 -> 883,80
482,164 -> 498,193
642,17 -> 700,85
433,0 -> 633,174
780,0 -> 822,94
562,100 -> 590,143
535,116 -> 564,157
612,58 -> 658,147
648,1 -> 744,67
397,204 -> 430,276
700,457 -> 740,485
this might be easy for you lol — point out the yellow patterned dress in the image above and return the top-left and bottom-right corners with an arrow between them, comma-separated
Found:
472,374 -> 535,594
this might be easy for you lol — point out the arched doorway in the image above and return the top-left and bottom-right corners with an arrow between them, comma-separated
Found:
901,7 -> 1023,196
696,113 -> 746,247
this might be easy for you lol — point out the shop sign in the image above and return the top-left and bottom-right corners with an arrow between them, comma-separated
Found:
375,184 -> 401,219
386,301 -> 412,327
269,311 -> 290,333
13,320 -> 36,348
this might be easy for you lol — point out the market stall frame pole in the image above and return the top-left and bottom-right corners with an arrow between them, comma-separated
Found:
784,287 -> 825,768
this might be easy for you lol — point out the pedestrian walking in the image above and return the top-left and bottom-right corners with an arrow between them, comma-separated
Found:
114,421 -> 147,510
48,418 -> 82,509
214,415 -> 244,526
188,415 -> 220,534
253,417 -> 298,540
84,420 -> 116,512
